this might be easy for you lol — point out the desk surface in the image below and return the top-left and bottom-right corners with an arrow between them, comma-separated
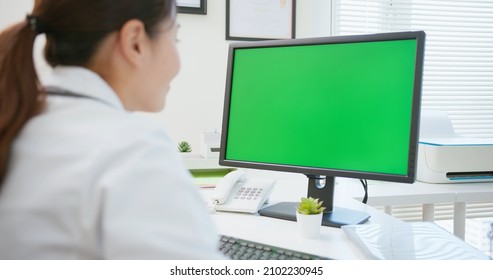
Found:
434,182 -> 493,202
329,177 -> 493,240
349,179 -> 493,205
201,170 -> 404,260
344,179 -> 456,205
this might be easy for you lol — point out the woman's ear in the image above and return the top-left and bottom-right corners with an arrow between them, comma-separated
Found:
117,19 -> 148,68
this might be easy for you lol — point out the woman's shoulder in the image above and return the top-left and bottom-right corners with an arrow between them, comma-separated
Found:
36,97 -> 175,159
48,95 -> 169,136
96,111 -> 173,150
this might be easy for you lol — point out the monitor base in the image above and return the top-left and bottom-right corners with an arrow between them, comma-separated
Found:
258,202 -> 370,228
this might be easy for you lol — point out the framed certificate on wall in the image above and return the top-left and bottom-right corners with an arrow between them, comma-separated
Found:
177,0 -> 207,15
226,0 -> 296,40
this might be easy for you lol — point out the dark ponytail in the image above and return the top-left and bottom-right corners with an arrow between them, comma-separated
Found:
0,0 -> 176,186
0,21 -> 44,186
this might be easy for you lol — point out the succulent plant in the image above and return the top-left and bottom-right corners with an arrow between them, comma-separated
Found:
296,197 -> 326,215
177,140 -> 192,153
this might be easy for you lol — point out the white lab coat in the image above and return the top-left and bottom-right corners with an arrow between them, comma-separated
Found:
0,66 -> 224,259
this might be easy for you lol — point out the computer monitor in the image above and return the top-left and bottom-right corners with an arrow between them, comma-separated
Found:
219,31 -> 426,227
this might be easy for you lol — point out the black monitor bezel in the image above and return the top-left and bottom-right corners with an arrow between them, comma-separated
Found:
220,31 -> 425,184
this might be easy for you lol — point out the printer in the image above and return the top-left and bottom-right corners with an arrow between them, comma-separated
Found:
416,111 -> 493,183
417,137 -> 493,183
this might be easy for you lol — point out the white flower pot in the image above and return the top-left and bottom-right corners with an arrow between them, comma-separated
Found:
179,152 -> 196,159
296,212 -> 323,239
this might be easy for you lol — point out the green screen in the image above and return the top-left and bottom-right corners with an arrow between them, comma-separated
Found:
225,39 -> 417,176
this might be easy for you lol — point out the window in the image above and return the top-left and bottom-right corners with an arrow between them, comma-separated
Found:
332,0 -> 493,137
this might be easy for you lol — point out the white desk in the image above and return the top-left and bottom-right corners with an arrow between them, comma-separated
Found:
345,179 -> 493,240
434,182 -> 493,239
201,170 -> 404,260
341,179 -> 455,220
344,179 -> 456,223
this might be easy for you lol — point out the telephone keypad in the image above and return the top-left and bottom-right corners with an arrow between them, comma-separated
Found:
235,185 -> 265,201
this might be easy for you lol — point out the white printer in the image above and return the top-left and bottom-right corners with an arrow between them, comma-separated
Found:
416,111 -> 493,183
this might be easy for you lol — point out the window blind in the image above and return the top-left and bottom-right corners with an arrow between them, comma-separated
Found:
332,0 -> 493,138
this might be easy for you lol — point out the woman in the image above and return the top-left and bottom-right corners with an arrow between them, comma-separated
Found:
0,0 -> 224,259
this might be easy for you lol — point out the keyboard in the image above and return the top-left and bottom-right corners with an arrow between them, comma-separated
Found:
219,235 -> 329,260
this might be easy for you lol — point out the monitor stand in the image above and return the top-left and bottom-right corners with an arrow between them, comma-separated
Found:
258,175 -> 370,228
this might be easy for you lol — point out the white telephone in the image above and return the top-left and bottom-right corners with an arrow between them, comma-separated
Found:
212,170 -> 275,213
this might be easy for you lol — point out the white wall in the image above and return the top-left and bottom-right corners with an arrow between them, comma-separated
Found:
152,0 -> 331,151
0,0 -> 331,152
0,0 -> 34,27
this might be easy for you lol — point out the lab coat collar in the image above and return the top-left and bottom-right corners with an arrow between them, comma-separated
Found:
43,66 -> 125,111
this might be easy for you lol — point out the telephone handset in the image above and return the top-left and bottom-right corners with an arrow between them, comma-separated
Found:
212,170 -> 275,213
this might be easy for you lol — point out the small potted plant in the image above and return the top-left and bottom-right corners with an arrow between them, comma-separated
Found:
177,140 -> 192,153
296,197 -> 326,238
177,140 -> 194,159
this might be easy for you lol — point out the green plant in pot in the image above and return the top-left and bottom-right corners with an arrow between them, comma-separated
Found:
297,197 -> 326,215
177,140 -> 192,153
296,197 -> 326,238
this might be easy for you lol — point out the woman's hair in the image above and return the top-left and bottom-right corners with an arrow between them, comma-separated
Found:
0,0 -> 176,186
